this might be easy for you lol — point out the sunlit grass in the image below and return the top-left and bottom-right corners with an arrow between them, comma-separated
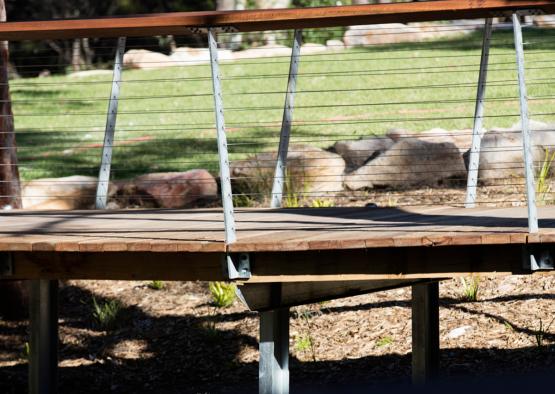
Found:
10,27 -> 555,181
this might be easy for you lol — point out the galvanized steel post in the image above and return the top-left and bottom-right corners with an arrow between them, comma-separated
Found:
96,36 -> 126,209
260,308 -> 290,394
208,28 -> 237,244
270,29 -> 302,208
512,13 -> 538,233
465,18 -> 492,208
29,280 -> 58,394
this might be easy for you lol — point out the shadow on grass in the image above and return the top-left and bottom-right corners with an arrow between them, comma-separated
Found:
2,284 -> 555,393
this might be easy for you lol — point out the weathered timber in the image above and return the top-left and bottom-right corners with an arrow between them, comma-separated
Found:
0,1 -> 554,40
238,279 -> 433,311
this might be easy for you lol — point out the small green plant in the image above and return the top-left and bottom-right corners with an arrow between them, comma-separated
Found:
147,280 -> 165,290
534,317 -> 555,349
294,335 -> 313,352
92,297 -> 123,330
21,342 -> 30,360
537,148 -> 555,203
376,336 -> 393,347
209,282 -> 237,308
460,276 -> 480,302
310,198 -> 335,208
233,194 -> 256,207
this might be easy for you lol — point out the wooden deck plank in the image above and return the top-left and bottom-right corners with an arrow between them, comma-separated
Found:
0,206 -> 551,254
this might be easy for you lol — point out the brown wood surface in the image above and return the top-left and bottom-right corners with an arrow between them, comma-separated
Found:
0,1 -> 554,40
0,205 -> 552,253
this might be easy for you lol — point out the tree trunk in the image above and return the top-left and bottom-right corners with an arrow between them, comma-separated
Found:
0,0 -> 27,320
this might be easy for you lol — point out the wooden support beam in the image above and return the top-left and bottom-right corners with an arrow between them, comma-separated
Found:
260,307 -> 289,394
411,282 -> 439,384
239,279 -> 430,311
0,1 -> 553,40
29,279 -> 58,394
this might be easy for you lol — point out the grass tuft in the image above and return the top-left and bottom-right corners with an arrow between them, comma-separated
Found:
460,276 -> 480,302
209,282 -> 237,308
147,280 -> 165,290
92,297 -> 123,330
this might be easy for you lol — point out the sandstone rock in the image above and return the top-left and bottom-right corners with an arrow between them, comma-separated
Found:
533,15 -> 555,27
231,145 -> 345,197
343,22 -> 472,47
334,136 -> 395,171
300,43 -> 328,55
69,69 -> 113,78
131,170 -> 217,208
21,175 -> 100,210
467,120 -> 555,183
170,47 -> 233,66
326,39 -> 345,50
123,49 -> 172,69
231,44 -> 292,60
344,138 -> 466,190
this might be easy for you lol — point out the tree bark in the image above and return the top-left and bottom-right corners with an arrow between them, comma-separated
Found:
0,0 -> 27,320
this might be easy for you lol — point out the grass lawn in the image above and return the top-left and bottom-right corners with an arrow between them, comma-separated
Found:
9,26 -> 555,181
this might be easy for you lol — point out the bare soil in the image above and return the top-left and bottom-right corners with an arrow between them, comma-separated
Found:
1,185 -> 555,393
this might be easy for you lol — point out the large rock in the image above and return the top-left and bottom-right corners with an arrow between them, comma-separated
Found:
231,44 -> 292,60
343,22 -> 473,47
232,145 -> 345,196
123,49 -> 172,69
344,138 -> 466,189
334,135 -> 395,171
170,47 -> 233,66
21,175 -> 99,210
467,120 -> 555,183
130,170 -> 218,208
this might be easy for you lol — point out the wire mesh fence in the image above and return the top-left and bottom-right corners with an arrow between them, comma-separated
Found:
6,16 -> 555,216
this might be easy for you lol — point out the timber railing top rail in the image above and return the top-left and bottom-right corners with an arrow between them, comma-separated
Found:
1,0 -> 555,40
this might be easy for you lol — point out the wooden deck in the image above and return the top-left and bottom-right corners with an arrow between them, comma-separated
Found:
1,206 -> 554,282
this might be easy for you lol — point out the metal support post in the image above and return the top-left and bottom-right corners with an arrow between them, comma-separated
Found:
465,18 -> 493,208
96,36 -> 126,209
411,282 -> 439,385
512,13 -> 538,233
260,307 -> 289,394
208,28 -> 236,244
270,30 -> 302,208
29,280 -> 59,394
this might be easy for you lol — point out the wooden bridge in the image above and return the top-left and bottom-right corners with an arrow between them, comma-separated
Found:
2,1 -> 555,393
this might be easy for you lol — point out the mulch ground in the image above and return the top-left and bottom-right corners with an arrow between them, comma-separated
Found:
2,185 -> 555,393
1,275 -> 555,393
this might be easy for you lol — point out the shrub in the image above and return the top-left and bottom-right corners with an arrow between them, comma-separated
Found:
209,282 -> 237,308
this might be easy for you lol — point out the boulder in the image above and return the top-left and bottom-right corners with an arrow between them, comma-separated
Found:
343,22 -> 472,47
21,175 -> 100,210
170,47 -> 233,66
533,15 -> 555,27
231,44 -> 292,60
334,135 -> 395,171
300,43 -> 328,55
69,69 -> 113,78
344,138 -> 466,189
467,120 -> 555,183
130,170 -> 218,208
231,145 -> 345,196
123,49 -> 172,69
326,39 -> 345,50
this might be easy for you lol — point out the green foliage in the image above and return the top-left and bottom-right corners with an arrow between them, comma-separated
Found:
376,336 -> 393,347
460,276 -> 480,302
209,282 -> 237,308
534,317 -> 555,349
233,194 -> 256,207
310,198 -> 335,208
290,0 -> 347,45
294,335 -> 313,352
21,342 -> 30,360
537,148 -> 555,204
147,280 -> 165,290
92,297 -> 123,330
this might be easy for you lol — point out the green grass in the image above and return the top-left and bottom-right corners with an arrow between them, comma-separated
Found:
11,27 -> 555,184
91,297 -> 124,330
208,281 -> 237,308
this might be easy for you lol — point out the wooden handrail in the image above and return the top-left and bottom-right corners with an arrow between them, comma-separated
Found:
0,0 -> 554,41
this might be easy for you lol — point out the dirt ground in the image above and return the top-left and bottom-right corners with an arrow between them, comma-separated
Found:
2,185 -> 555,393
1,275 -> 555,394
